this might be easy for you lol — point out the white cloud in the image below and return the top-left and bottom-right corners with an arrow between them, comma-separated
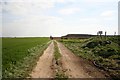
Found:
2,1 -> 56,16
2,0 -> 66,37
100,10 -> 115,17
2,0 -> 76,16
3,15 -> 63,37
56,0 -> 119,4
58,7 -> 80,15
2,0 -> 118,37
56,0 -> 65,3
2,0 -> 53,2
84,0 -> 119,3
79,18 -> 97,22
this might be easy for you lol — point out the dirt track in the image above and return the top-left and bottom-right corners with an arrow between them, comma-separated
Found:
30,40 -> 107,78
30,41 -> 54,78
57,42 -> 106,78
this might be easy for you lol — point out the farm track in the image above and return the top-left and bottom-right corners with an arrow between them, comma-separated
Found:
30,41 -> 55,78
30,40 -> 106,78
57,41 -> 106,78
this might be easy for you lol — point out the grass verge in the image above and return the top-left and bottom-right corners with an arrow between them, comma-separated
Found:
54,41 -> 61,61
53,41 -> 68,79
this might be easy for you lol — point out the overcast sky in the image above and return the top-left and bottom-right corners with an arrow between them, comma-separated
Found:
1,0 -> 119,37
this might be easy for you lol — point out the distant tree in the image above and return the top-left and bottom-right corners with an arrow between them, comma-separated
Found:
50,35 -> 53,40
97,31 -> 103,39
114,32 -> 116,36
105,31 -> 107,40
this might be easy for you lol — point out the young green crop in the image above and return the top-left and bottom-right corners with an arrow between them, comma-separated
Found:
2,37 -> 50,78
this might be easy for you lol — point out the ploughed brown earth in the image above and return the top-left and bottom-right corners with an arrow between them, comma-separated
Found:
30,41 -> 108,78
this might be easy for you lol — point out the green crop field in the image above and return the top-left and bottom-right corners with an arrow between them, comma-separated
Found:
2,37 -> 50,78
59,36 -> 120,78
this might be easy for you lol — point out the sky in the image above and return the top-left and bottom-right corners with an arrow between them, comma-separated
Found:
1,0 -> 119,37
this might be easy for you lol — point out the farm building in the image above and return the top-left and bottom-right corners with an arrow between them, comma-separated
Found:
50,36 -> 61,40
61,34 -> 97,39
